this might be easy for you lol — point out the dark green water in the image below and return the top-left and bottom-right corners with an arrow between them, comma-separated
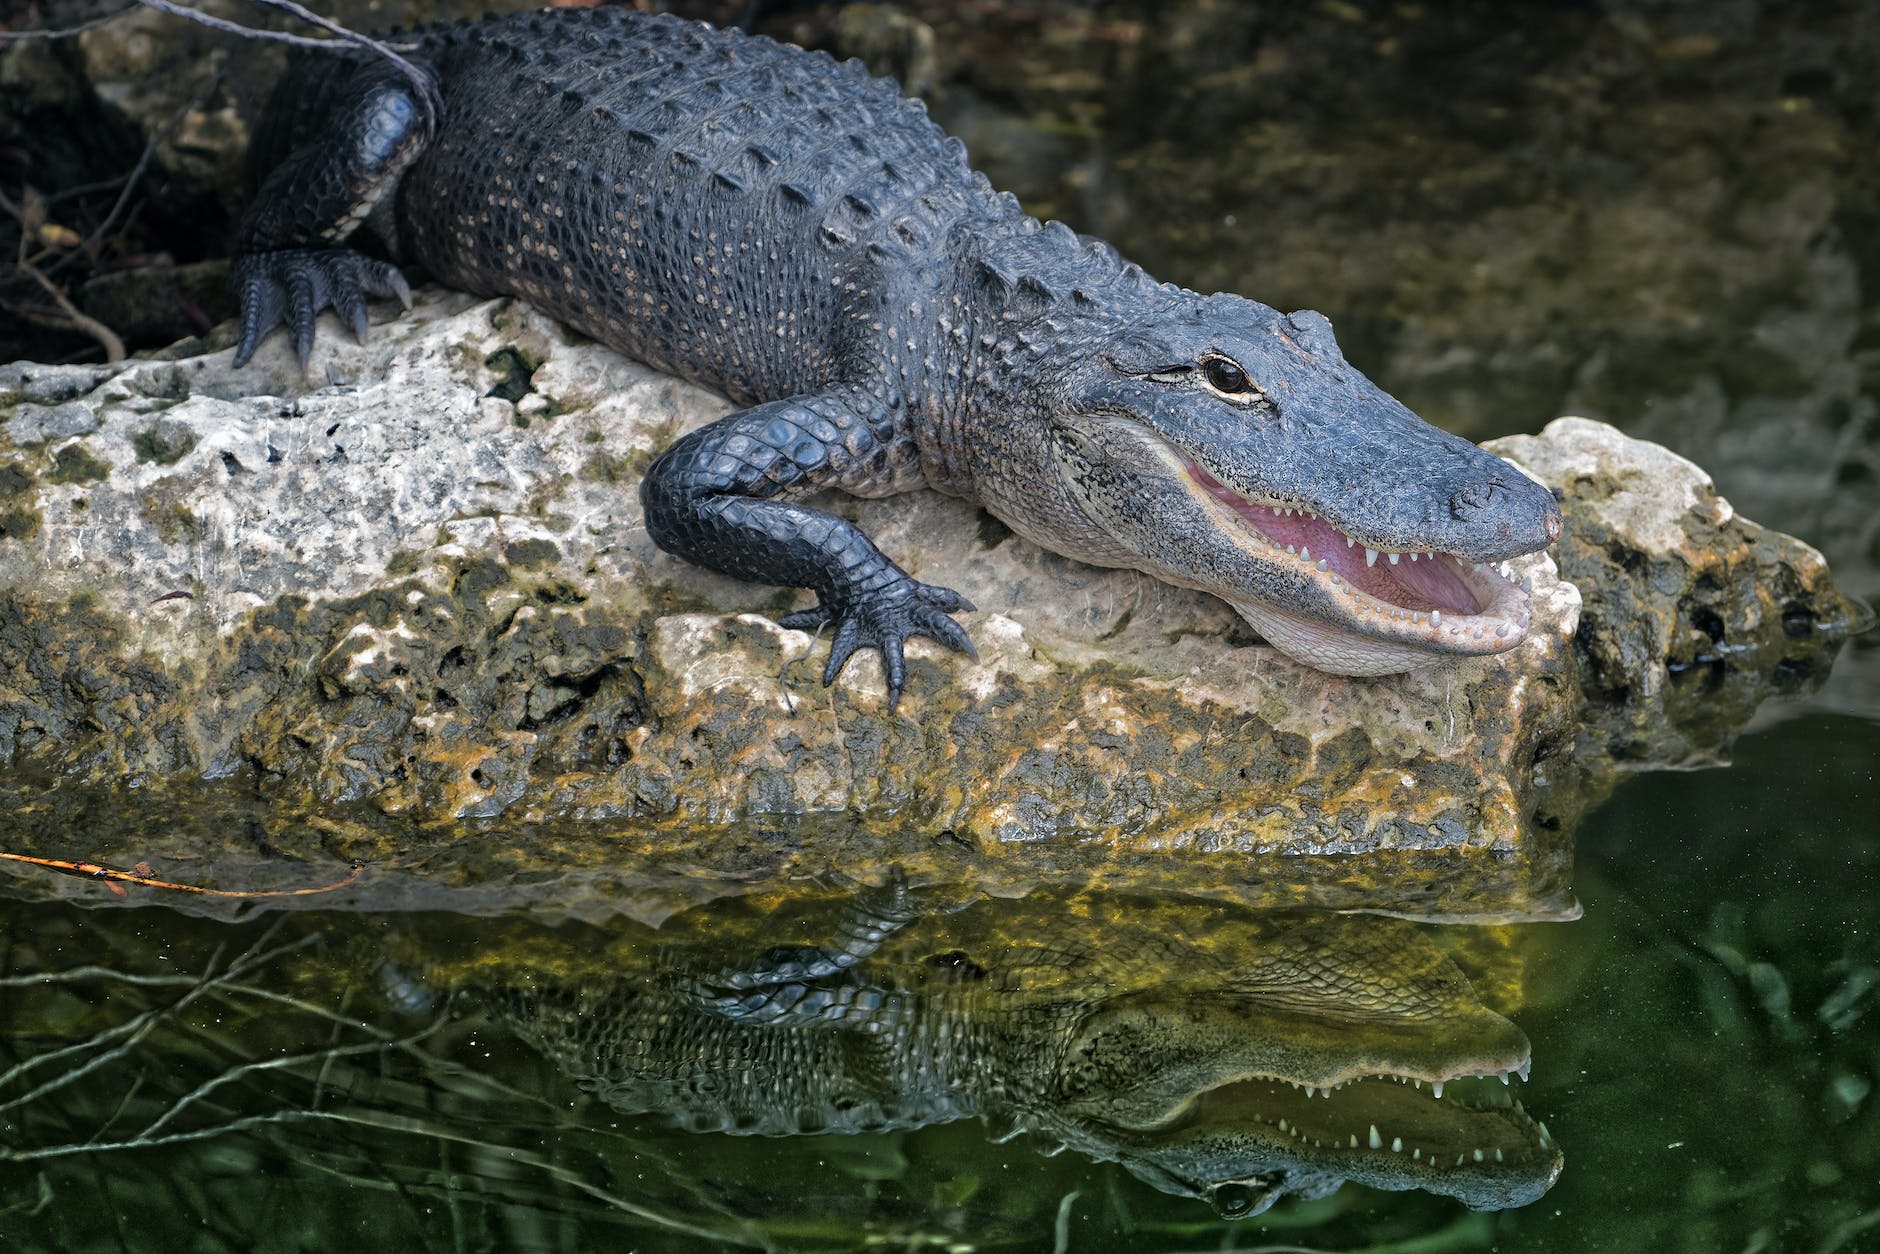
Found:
4,0 -> 1880,1250
1,711 -> 1875,1251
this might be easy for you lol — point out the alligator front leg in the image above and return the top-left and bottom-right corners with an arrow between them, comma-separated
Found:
230,63 -> 435,366
640,392 -> 976,706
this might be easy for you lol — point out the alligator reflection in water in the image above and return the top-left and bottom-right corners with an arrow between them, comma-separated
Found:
486,879 -> 1563,1217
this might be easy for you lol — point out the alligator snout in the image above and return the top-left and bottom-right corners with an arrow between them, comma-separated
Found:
1447,473 -> 1561,556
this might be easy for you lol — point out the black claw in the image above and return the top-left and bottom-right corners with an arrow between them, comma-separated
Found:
881,637 -> 907,709
226,247 -> 410,369
930,613 -> 978,661
822,617 -> 864,687
334,285 -> 370,342
795,577 -> 977,704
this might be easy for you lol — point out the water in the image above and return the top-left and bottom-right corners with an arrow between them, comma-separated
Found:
4,0 -> 1879,1250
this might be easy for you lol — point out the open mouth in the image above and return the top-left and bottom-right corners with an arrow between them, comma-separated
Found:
1181,457 -> 1536,645
1179,1070 -> 1558,1177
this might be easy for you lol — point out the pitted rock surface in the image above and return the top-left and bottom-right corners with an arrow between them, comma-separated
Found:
0,297 -> 1863,920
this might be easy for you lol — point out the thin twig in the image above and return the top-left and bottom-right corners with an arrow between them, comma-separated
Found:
0,850 -> 364,898
4,1104 -> 775,1248
129,0 -> 369,52
138,1018 -> 450,1140
0,928 -> 313,1109
40,69 -> 227,277
0,7 -> 136,41
16,258 -> 124,361
133,0 -> 440,135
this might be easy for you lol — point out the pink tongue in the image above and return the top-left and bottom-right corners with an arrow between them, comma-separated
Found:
1195,468 -> 1481,615
1384,554 -> 1479,615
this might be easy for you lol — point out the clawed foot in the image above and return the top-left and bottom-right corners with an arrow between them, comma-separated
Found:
230,248 -> 412,368
778,580 -> 978,708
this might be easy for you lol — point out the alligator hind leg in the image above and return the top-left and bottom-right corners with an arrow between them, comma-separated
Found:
231,62 -> 435,366
640,391 -> 977,707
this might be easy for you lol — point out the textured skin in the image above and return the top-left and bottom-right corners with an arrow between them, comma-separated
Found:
233,7 -> 1563,698
487,891 -> 1562,1216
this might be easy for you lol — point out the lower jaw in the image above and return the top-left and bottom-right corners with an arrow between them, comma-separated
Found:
1227,597 -> 1517,677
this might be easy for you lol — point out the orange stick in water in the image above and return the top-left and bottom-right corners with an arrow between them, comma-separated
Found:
0,852 -> 363,898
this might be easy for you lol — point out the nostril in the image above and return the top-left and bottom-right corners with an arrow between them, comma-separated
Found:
1451,481 -> 1498,518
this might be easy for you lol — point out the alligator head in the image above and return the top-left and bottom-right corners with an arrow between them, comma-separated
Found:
1016,916 -> 1563,1215
1035,986 -> 1561,1216
1031,290 -> 1562,675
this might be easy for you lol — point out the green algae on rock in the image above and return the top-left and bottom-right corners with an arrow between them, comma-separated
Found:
0,297 -> 1864,922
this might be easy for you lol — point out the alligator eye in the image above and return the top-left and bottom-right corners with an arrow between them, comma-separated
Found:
1201,355 -> 1254,397
1207,1180 -> 1280,1219
1209,1183 -> 1258,1219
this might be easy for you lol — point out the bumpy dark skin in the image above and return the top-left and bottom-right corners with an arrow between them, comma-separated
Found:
232,7 -> 1562,704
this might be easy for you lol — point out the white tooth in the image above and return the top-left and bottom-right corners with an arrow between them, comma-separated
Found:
1432,1081 -> 1444,1099
1391,1137 -> 1403,1153
1306,1086 -> 1316,1098
1501,1073 -> 1510,1085
1496,623 -> 1511,638
1409,552 -> 1418,561
1286,545 -> 1296,555
1495,1148 -> 1505,1162
1349,1133 -> 1358,1148
1346,535 -> 1355,547
1315,559 -> 1328,572
1368,1125 -> 1382,1150
1539,1121 -> 1552,1145
1387,552 -> 1400,565
1413,1080 -> 1421,1090
1413,1148 -> 1422,1160
1272,506 -> 1283,516
1277,1118 -> 1288,1132
1300,545 -> 1310,560
1429,610 -> 1441,626
1365,548 -> 1378,567
1519,1061 -> 1531,1082
1473,1149 -> 1485,1162
1456,1154 -> 1466,1166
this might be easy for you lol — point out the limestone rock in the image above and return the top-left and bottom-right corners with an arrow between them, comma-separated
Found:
0,296 -> 1863,921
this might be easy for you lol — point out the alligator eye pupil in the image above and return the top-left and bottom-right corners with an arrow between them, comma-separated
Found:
1209,1183 -> 1257,1218
1204,357 -> 1251,395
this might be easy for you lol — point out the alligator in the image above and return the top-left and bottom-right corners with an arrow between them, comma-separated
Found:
233,7 -> 1563,702
484,883 -> 1563,1217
